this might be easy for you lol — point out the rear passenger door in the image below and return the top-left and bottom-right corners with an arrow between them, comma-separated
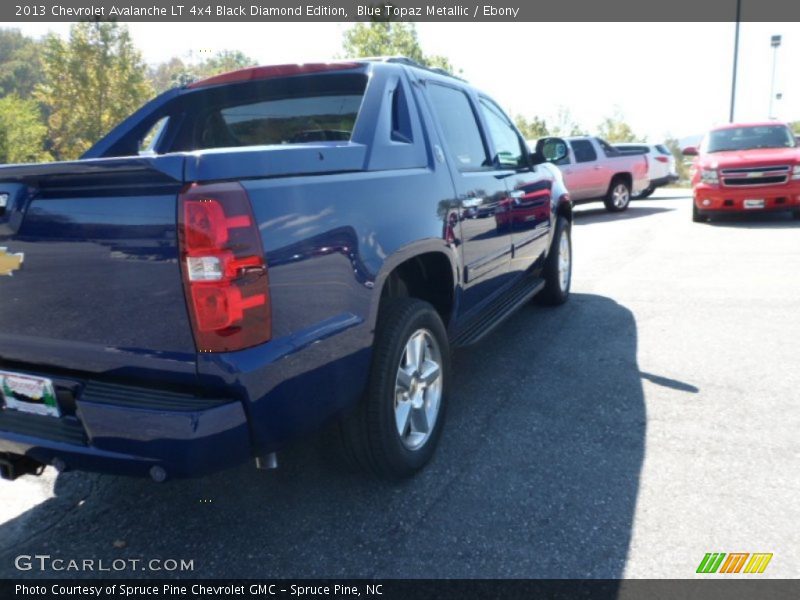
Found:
477,97 -> 552,276
563,139 -> 605,200
424,82 -> 513,315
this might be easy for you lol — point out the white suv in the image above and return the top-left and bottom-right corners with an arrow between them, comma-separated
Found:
614,143 -> 678,198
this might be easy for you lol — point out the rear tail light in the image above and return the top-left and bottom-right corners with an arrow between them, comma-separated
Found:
178,182 -> 271,353
655,156 -> 669,163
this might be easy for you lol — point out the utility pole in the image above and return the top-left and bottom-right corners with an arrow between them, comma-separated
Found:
769,35 -> 782,119
729,0 -> 741,123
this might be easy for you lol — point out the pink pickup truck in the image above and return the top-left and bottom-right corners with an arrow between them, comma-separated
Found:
531,136 -> 650,212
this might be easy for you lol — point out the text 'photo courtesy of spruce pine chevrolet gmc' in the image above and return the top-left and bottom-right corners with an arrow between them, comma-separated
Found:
0,58 -> 572,482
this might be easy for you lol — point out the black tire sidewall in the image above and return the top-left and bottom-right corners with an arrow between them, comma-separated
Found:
538,216 -> 571,305
369,299 -> 450,477
605,179 -> 631,212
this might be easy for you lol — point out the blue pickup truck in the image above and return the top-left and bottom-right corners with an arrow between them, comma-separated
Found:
0,58 -> 572,481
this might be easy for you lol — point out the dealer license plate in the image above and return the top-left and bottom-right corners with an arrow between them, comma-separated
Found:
0,371 -> 60,417
744,199 -> 765,209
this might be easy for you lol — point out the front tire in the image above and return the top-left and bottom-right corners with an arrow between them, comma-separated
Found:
340,298 -> 449,479
604,178 -> 631,212
537,217 -> 571,306
693,203 -> 708,223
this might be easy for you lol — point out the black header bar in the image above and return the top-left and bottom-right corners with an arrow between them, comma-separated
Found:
4,0 -> 800,22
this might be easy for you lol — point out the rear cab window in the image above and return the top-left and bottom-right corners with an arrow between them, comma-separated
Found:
153,72 -> 369,153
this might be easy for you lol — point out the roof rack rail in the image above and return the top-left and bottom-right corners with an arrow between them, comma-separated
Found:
359,56 -> 466,81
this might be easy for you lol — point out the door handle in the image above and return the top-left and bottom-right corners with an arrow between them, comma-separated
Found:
508,190 -> 525,199
593,165 -> 602,170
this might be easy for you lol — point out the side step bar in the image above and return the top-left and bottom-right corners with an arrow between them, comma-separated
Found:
451,275 -> 545,347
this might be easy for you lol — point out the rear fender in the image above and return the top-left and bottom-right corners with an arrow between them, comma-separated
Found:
370,241 -> 460,331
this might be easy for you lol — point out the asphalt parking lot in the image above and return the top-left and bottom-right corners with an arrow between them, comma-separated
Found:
1,187 -> 798,579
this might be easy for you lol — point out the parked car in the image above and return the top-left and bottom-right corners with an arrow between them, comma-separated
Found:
529,136 -> 649,212
683,122 -> 800,222
614,142 -> 678,198
0,58 -> 572,482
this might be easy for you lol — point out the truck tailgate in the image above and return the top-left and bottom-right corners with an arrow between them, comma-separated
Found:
0,156 -> 197,384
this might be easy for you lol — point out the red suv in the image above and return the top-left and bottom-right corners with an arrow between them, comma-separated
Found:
683,122 -> 800,222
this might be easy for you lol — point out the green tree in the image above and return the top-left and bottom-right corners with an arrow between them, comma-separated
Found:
149,51 -> 257,94
664,134 -> 690,183
549,107 -> 584,137
789,121 -> 800,135
35,22 -> 152,160
0,94 -> 51,164
514,115 -> 550,140
149,57 -> 192,94
196,50 -> 256,78
342,22 -> 456,73
0,29 -> 45,99
597,110 -> 640,143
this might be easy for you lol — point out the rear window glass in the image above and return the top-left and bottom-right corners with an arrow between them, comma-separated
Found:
209,95 -> 362,147
166,73 -> 367,152
616,145 -> 649,154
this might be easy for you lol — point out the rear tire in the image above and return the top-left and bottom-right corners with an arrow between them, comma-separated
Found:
536,217 -> 571,306
604,178 -> 631,212
792,210 -> 800,220
339,298 -> 449,479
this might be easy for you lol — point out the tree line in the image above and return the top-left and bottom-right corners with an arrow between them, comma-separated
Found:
0,23 -> 256,163
1,21 -> 797,179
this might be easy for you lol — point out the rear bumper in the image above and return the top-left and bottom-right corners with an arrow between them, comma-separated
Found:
0,313 -> 371,480
0,381 -> 251,479
693,182 -> 800,212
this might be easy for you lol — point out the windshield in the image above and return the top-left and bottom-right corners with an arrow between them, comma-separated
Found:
703,125 -> 796,153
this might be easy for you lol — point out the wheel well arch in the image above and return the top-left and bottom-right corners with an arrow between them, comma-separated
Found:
556,196 -> 573,223
609,172 -> 633,191
377,251 -> 456,328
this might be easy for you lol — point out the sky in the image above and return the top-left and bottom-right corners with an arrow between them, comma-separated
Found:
6,21 -> 800,142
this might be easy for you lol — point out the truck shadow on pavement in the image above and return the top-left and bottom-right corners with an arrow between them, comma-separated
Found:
0,294 -> 647,580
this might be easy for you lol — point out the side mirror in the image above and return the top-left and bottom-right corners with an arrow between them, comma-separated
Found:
682,146 -> 698,156
531,137 -> 569,165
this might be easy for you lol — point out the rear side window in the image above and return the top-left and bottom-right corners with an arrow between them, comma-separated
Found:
655,144 -> 671,155
478,98 -> 526,169
598,139 -> 620,157
426,83 -> 488,170
571,140 -> 597,163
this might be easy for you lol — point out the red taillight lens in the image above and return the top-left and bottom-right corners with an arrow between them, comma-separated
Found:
178,182 -> 271,353
655,156 -> 669,163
